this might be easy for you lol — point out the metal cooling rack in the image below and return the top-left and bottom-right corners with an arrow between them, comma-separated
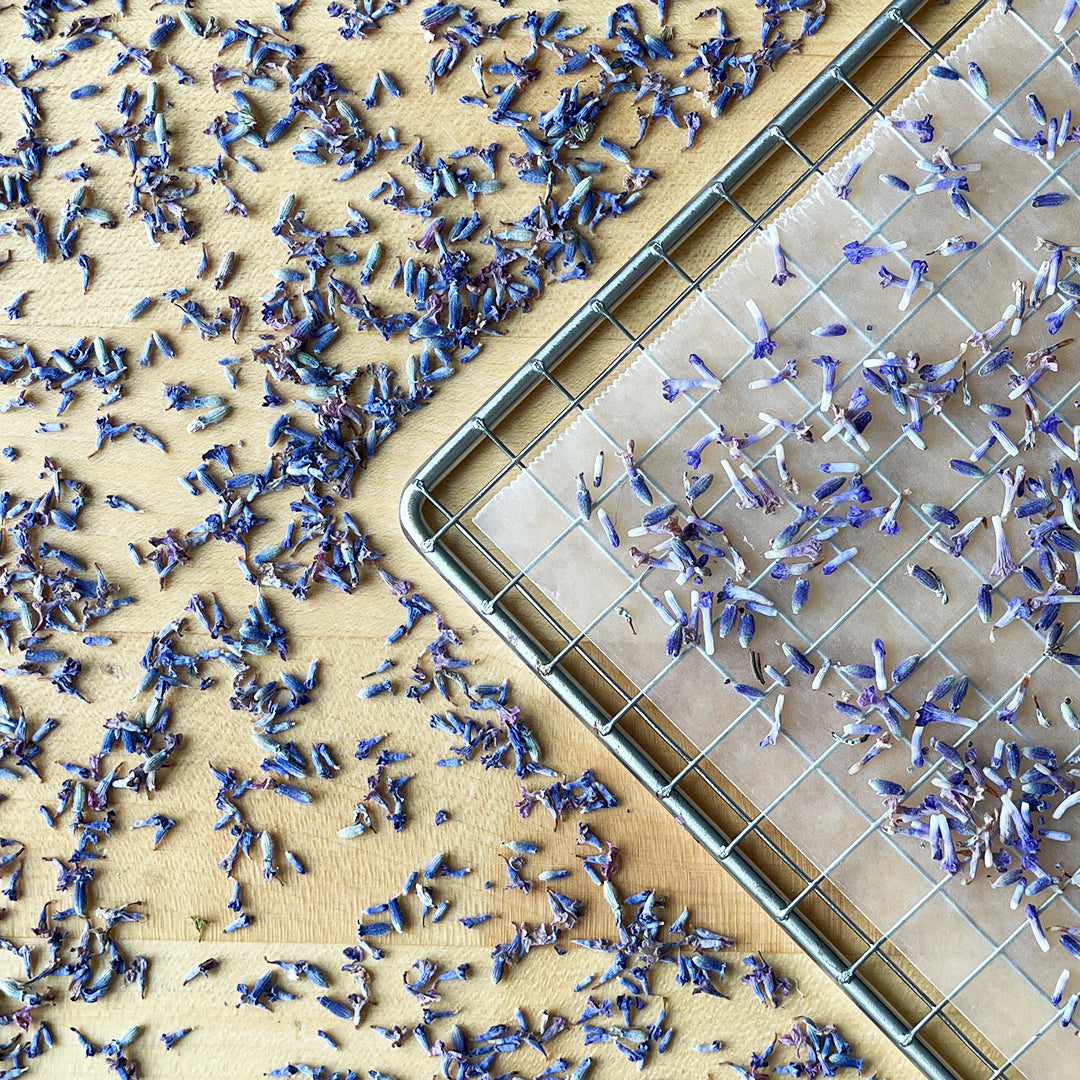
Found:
398,2 -> 1068,1078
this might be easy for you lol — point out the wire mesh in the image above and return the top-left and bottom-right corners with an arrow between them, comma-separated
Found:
399,2 -> 1077,1078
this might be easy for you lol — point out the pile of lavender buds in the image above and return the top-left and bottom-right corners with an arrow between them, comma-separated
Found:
577,0 -> 1080,1030
0,0 -> 888,1076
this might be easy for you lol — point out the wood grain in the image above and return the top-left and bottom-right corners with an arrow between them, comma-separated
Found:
0,2 -> 959,1076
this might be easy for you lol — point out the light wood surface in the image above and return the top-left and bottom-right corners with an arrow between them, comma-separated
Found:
0,2 -> 954,1076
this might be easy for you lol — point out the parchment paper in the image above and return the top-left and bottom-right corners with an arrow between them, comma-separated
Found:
478,7 -> 1080,1075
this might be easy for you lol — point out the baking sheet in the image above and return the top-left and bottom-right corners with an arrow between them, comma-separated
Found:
476,5 -> 1080,1076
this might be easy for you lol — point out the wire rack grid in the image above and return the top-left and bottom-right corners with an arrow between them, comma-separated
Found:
400,2 -> 1080,1078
